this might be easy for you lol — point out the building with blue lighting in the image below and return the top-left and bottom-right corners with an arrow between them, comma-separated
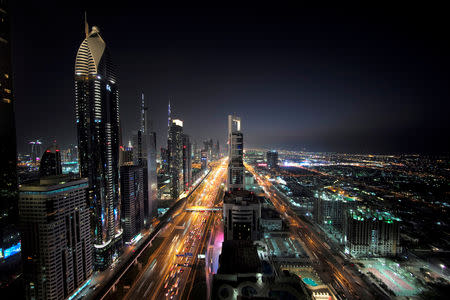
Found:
74,19 -> 122,270
120,165 -> 145,243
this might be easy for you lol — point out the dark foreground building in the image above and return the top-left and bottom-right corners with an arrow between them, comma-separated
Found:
39,145 -> 62,177
0,0 -> 20,270
223,190 -> 262,241
19,176 -> 92,300
212,240 -> 309,299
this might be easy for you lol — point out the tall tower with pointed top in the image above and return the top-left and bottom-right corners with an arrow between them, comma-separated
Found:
132,93 -> 157,225
140,93 -> 146,132
75,20 -> 122,270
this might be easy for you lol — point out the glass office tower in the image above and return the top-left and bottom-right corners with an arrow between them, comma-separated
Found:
75,23 -> 122,270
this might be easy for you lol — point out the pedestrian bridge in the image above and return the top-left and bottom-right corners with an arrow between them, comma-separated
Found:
185,206 -> 222,212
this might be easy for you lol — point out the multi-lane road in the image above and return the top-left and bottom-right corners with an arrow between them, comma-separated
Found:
121,159 -> 227,300
246,163 -> 388,300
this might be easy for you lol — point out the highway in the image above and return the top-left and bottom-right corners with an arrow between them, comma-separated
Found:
246,163 -> 388,300
73,169 -> 211,300
121,159 -> 227,300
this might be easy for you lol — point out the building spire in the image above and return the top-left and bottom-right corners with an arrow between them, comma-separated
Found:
167,98 -> 172,146
140,93 -> 145,133
84,11 -> 89,37
168,98 -> 171,128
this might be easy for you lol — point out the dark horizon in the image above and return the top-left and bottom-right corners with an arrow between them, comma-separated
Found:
10,3 -> 450,155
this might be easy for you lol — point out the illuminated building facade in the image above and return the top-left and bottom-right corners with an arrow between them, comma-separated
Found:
39,145 -> 62,177
182,134 -> 192,191
168,119 -> 184,199
74,21 -> 122,270
132,93 -> 157,224
343,207 -> 401,257
120,165 -> 144,243
60,144 -> 78,163
160,147 -> 169,174
19,177 -> 92,300
227,115 -> 244,191
0,0 -> 20,262
200,149 -> 208,169
266,150 -> 278,169
313,189 -> 356,231
119,143 -> 133,165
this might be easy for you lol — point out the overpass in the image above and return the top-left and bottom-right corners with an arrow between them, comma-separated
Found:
185,206 -> 222,212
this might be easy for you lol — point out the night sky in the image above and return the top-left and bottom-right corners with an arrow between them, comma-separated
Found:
10,2 -> 450,154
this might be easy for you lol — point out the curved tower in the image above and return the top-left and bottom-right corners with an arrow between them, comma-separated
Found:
75,21 -> 122,270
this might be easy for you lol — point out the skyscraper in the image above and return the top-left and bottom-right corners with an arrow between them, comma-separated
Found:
161,147 -> 169,174
343,208 -> 401,257
215,139 -> 220,159
29,139 -> 43,165
132,93 -> 157,225
0,0 -> 20,268
227,115 -> 244,191
203,139 -> 213,160
19,176 -> 92,300
120,165 -> 144,242
119,142 -> 133,166
182,134 -> 192,191
74,19 -> 122,270
266,150 -> 278,169
39,144 -> 62,177
168,119 -> 184,199
201,149 -> 208,170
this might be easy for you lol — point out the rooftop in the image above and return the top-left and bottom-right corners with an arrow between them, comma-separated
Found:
19,175 -> 88,193
348,207 -> 401,223
223,189 -> 262,205
218,240 -> 261,274
261,207 -> 281,220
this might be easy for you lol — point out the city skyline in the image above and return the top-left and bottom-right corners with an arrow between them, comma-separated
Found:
2,3 -> 450,299
10,3 -> 450,154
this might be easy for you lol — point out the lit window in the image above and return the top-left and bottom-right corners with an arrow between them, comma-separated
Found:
3,98 -> 11,104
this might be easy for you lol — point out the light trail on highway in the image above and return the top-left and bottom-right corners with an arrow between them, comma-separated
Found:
121,159 -> 227,300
